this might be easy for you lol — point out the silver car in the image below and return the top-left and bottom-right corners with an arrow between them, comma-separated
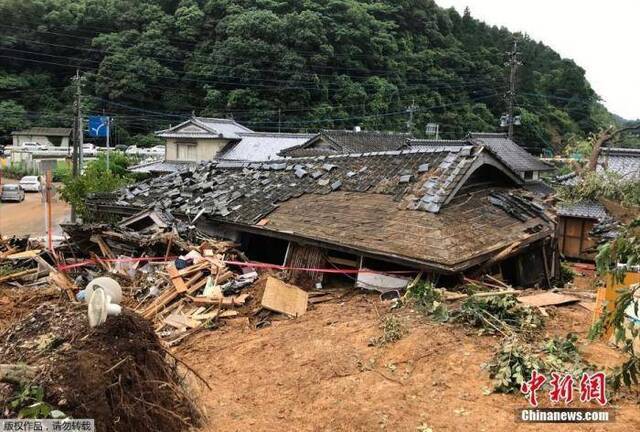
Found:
0,184 -> 25,202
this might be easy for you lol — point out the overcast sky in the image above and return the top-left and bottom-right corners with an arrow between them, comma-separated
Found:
436,0 -> 639,120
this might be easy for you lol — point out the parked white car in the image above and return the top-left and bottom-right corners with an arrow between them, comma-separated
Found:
125,145 -> 140,155
21,142 -> 48,152
83,143 -> 98,156
19,176 -> 42,192
147,145 -> 165,156
125,145 -> 165,157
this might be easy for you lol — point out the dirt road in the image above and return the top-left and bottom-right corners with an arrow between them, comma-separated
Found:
177,294 -> 639,432
0,179 -> 70,236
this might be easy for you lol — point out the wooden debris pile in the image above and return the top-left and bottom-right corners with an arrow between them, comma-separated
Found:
0,235 -> 62,292
137,244 -> 259,346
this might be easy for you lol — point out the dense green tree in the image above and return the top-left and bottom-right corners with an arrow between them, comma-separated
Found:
0,0 -> 632,152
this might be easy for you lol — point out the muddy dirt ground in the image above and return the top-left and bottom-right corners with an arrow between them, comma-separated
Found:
175,292 -> 639,432
1,272 -> 638,431
0,179 -> 70,236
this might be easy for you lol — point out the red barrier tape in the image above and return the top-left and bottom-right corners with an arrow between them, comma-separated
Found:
222,260 -> 418,275
57,256 -> 418,275
57,256 -> 177,272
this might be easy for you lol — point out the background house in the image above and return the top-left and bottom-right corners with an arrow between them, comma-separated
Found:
279,128 -> 411,157
11,127 -> 72,147
132,118 -> 313,174
407,132 -> 554,183
556,147 -> 640,260
157,117 -> 253,162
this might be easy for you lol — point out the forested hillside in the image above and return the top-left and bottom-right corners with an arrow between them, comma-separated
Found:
0,0 -> 622,151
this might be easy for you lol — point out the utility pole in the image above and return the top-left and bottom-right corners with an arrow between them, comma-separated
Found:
406,99 -> 418,133
106,116 -> 110,172
71,69 -> 83,222
278,108 -> 281,133
503,40 -> 522,139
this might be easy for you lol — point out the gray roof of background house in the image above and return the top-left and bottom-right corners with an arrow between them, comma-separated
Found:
557,200 -> 608,221
156,117 -> 253,140
598,147 -> 640,180
12,128 -> 72,137
468,133 -> 553,173
280,129 -> 410,157
219,132 -> 315,161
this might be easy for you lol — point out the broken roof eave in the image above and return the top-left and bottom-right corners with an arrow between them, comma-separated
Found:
439,149 -> 524,208
197,216 -> 553,275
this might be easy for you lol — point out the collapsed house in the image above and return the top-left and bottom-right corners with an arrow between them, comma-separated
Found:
89,144 -> 558,288
555,147 -> 640,260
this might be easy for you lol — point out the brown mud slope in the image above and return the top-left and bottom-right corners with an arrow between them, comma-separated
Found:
178,294 -> 640,432
0,303 -> 202,432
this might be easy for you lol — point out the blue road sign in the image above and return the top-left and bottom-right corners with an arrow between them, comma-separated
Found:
88,116 -> 109,137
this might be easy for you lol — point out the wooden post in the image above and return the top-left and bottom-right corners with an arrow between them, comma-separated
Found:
46,170 -> 53,253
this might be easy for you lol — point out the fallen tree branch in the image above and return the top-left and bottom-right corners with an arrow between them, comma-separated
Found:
0,364 -> 39,385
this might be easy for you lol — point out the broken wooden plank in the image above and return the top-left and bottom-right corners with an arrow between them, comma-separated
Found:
261,276 -> 308,317
177,261 -> 209,277
167,265 -> 188,293
578,301 -> 596,312
48,269 -> 77,301
0,268 -> 37,283
517,292 -> 579,308
90,234 -> 116,258
483,274 -> 511,289
187,293 -> 249,307
309,294 -> 335,304
164,312 -> 201,329
219,310 -> 239,318
5,250 -> 41,260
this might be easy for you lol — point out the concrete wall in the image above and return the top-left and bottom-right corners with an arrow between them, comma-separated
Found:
12,135 -> 70,148
165,138 -> 231,162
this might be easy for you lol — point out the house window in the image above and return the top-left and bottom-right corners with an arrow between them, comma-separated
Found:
176,142 -> 197,161
524,171 -> 534,180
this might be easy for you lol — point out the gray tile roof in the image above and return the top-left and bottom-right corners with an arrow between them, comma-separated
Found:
407,139 -> 470,146
12,127 -> 72,136
111,146 -> 490,224
468,133 -> 554,173
281,129 -> 410,156
557,200 -> 608,221
156,117 -> 253,140
598,148 -> 640,180
219,132 -> 315,161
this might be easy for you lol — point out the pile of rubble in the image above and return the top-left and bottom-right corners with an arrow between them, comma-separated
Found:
1,208 -> 319,346
0,302 -> 203,432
